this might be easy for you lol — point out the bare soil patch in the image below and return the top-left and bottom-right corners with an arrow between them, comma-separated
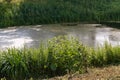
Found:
49,65 -> 120,80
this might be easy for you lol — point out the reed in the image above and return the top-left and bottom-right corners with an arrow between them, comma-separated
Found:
0,0 -> 120,27
0,36 -> 88,79
0,36 -> 120,80
89,42 -> 120,67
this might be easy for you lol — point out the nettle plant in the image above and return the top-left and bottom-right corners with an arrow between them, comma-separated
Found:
47,36 -> 89,74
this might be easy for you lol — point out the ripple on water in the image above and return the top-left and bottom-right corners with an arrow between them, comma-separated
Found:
0,24 -> 120,49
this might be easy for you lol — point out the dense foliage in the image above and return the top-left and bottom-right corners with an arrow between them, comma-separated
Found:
0,0 -> 120,27
0,36 -> 120,80
90,42 -> 120,67
0,36 -> 88,80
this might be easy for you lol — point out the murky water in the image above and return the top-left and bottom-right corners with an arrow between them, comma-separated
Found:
0,24 -> 120,49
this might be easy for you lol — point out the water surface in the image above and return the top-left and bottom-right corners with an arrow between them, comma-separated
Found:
0,24 -> 120,49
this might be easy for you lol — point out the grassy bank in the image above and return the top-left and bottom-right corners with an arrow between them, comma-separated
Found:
0,36 -> 120,80
0,0 -> 120,27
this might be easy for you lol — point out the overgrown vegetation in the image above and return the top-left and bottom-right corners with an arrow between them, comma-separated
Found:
0,36 -> 88,80
90,42 -> 120,67
0,36 -> 120,80
0,0 -> 120,27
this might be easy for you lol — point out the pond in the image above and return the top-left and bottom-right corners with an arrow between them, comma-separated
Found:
0,24 -> 120,49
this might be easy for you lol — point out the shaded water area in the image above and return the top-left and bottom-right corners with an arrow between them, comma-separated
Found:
0,24 -> 120,49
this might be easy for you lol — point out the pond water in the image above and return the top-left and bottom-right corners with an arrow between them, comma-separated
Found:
0,24 -> 120,49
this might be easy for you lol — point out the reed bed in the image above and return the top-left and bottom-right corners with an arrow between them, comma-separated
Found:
0,36 -> 120,80
90,42 -> 120,67
0,0 -> 120,27
0,36 -> 88,80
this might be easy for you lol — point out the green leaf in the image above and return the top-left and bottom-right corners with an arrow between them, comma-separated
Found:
50,63 -> 57,71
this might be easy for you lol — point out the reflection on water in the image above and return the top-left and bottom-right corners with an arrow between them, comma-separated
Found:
0,24 -> 120,49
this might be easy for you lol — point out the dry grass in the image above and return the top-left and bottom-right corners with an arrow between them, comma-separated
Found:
49,65 -> 120,80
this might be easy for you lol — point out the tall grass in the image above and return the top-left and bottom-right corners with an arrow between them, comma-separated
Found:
0,36 -> 120,80
0,36 -> 88,80
89,42 -> 120,67
0,0 -> 120,27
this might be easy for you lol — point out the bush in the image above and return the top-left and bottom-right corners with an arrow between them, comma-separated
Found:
0,36 -> 120,79
0,36 -> 88,79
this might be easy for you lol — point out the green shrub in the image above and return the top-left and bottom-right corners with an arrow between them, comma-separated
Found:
0,36 -> 88,79
0,36 -> 120,79
46,36 -> 88,74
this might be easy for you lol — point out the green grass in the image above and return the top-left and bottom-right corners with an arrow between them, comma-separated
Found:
0,36 -> 120,80
89,42 -> 120,67
0,36 -> 88,79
